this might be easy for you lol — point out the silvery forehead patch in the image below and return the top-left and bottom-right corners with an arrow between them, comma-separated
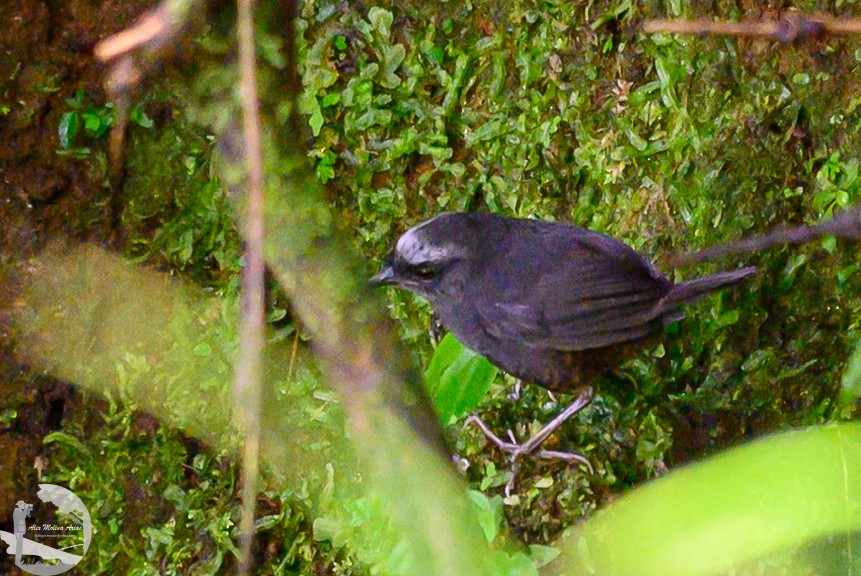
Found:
396,216 -> 463,265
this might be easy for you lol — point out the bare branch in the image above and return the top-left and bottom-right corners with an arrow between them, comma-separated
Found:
666,204 -> 861,268
234,0 -> 267,572
95,0 -> 201,240
94,0 -> 195,63
94,9 -> 170,61
643,14 -> 861,42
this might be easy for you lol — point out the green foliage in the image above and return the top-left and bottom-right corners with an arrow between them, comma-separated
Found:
32,0 -> 861,573
57,89 -> 153,158
308,487 -> 557,576
22,245 -> 861,575
122,97 -> 242,289
294,0 -> 860,545
425,334 -> 498,423
43,392 -> 240,574
15,246 -> 367,574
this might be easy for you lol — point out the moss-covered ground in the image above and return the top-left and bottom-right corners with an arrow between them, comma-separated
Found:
1,0 -> 860,573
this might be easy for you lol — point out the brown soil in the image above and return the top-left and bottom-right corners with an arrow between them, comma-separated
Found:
0,0 -> 156,253
0,0 -> 154,567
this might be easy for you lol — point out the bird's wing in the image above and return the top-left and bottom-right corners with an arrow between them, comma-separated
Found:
476,226 -> 672,350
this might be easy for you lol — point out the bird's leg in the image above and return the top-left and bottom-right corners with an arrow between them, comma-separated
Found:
430,313 -> 443,345
507,379 -> 523,400
466,386 -> 595,496
516,387 -> 593,457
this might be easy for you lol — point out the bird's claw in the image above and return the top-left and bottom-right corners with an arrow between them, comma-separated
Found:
465,414 -> 593,497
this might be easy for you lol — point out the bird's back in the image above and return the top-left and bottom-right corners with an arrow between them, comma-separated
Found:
429,214 -> 752,391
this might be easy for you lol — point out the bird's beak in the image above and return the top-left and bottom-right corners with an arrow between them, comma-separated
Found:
369,263 -> 397,287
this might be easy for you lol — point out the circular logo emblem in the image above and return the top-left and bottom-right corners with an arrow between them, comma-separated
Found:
2,484 -> 92,574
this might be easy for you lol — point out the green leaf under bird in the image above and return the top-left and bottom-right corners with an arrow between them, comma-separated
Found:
424,333 -> 498,424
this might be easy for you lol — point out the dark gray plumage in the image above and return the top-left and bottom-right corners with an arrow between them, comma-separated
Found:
371,212 -> 755,393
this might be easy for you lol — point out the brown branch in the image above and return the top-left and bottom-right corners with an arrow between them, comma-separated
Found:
94,0 -> 195,63
94,9 -> 170,61
95,0 -> 201,243
666,204 -> 861,268
643,14 -> 861,42
234,0 -> 266,572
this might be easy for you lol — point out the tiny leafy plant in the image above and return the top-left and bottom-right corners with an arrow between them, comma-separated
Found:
57,89 -> 153,158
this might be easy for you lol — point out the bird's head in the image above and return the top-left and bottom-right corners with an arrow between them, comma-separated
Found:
369,213 -> 471,300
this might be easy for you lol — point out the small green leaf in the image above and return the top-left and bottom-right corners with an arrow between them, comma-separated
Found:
716,309 -> 740,328
465,119 -> 501,145
316,160 -> 335,183
466,490 -> 504,543
321,92 -> 341,108
424,333 -> 497,422
267,307 -> 287,322
384,44 -> 405,75
58,111 -> 78,149
333,35 -> 347,51
309,110 -> 324,136
297,90 -> 320,115
317,68 -> 339,89
534,476 -> 554,489
368,7 -> 393,38
83,109 -> 106,136
349,108 -> 392,132
64,89 -> 85,108
131,103 -> 154,128
529,544 -> 561,568
626,128 -> 648,152
192,342 -> 212,357
428,46 -> 445,65
254,514 -> 281,531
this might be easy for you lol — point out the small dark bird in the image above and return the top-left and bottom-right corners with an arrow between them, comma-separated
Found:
371,212 -> 755,491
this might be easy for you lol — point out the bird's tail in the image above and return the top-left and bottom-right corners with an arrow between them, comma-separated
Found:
655,266 -> 757,317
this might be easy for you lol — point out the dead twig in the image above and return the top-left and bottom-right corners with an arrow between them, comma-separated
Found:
234,0 -> 267,572
94,7 -> 172,62
95,0 -> 199,242
643,14 -> 861,42
666,204 -> 861,268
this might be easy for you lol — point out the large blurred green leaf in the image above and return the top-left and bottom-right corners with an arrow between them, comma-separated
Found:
424,333 -> 498,423
548,423 -> 861,576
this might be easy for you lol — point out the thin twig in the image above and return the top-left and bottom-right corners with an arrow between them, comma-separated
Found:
286,329 -> 300,383
643,14 -> 861,42
234,0 -> 266,572
666,204 -> 861,268
95,0 -> 198,242
94,8 -> 170,61
94,0 -> 198,64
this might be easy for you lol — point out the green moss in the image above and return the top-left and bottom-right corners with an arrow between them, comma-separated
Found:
33,0 -> 861,571
296,0 -> 861,540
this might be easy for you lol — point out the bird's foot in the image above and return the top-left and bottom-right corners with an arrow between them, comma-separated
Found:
507,379 -> 523,400
465,388 -> 594,497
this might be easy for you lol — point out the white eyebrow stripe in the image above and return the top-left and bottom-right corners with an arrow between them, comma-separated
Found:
397,229 -> 452,264
396,215 -> 464,265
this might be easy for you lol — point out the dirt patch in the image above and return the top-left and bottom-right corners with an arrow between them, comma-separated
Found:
0,0 -> 155,255
0,0 -> 155,557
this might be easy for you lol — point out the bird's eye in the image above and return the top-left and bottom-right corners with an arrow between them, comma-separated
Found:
415,265 -> 436,280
